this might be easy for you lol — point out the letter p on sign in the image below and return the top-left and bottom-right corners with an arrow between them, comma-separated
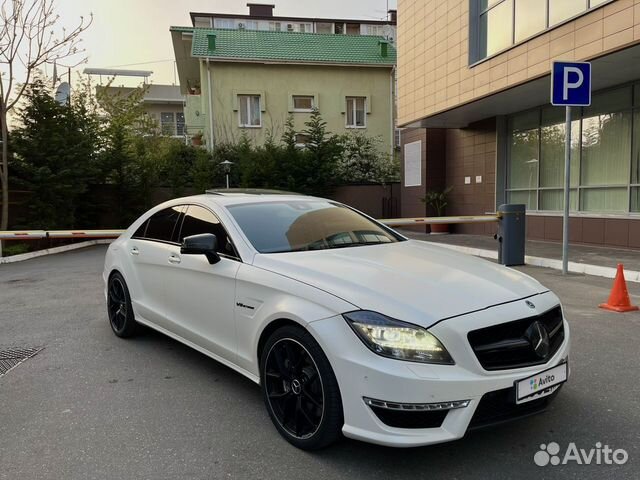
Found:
551,61 -> 591,106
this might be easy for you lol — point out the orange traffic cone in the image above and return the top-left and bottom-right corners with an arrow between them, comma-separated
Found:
599,264 -> 639,313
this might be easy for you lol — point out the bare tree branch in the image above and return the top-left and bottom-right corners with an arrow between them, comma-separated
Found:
0,0 -> 92,236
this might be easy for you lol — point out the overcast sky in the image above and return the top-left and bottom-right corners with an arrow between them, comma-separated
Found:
53,0 -> 397,86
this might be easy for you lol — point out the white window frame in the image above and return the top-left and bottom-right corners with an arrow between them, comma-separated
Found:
292,95 -> 315,112
238,95 -> 262,128
345,96 -> 367,129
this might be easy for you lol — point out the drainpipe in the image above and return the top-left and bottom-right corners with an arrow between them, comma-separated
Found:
206,59 -> 215,151
390,65 -> 395,158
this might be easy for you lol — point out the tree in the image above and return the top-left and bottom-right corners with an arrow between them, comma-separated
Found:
96,82 -> 157,225
337,132 -> 399,184
10,78 -> 101,228
302,108 -> 341,195
0,0 -> 91,247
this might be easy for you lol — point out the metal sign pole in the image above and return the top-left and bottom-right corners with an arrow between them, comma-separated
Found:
562,105 -> 571,275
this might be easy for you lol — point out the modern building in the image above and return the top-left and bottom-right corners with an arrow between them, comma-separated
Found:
171,27 -> 396,152
191,3 -> 397,43
398,0 -> 640,249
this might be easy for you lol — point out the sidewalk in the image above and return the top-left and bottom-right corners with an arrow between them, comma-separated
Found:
400,230 -> 640,283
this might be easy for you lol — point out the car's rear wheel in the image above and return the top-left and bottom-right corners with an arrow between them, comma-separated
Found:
107,272 -> 138,338
260,325 -> 343,450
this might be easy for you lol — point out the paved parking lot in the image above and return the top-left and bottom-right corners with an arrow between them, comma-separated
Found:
1,245 -> 639,479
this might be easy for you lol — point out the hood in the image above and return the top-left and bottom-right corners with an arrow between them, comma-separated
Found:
252,240 -> 547,328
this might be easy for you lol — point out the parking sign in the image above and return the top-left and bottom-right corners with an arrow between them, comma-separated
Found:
551,61 -> 591,106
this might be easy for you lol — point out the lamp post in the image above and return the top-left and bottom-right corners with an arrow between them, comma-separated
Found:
220,160 -> 234,189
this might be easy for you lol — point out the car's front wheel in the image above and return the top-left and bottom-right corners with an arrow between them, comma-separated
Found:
107,272 -> 138,338
260,325 -> 343,450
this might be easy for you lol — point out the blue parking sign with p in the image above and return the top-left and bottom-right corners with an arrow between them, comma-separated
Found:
551,61 -> 591,106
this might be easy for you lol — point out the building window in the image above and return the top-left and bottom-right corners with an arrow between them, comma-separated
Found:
346,97 -> 366,128
506,84 -> 640,214
269,22 -> 281,31
316,22 -> 333,34
213,18 -> 235,29
295,133 -> 310,147
238,95 -> 261,127
161,112 -> 176,136
346,23 -> 360,35
176,112 -> 185,136
292,95 -> 314,111
193,16 -> 212,28
471,0 -> 611,63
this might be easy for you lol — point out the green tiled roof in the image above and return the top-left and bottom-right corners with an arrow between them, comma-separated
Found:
171,27 -> 396,66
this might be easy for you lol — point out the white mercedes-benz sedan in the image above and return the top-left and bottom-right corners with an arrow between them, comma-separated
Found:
103,190 -> 570,450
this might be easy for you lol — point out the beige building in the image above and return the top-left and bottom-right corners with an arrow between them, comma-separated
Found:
398,0 -> 640,248
171,26 -> 396,153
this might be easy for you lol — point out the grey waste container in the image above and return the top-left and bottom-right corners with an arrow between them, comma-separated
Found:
495,204 -> 526,266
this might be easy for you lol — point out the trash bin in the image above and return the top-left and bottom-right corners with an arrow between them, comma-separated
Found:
495,204 -> 526,266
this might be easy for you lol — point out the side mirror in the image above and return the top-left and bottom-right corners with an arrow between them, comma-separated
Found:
181,233 -> 220,264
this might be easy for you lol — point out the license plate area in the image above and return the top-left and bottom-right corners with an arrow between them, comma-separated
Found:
515,362 -> 567,404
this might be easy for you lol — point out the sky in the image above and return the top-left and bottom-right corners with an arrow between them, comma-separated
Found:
52,0 -> 397,86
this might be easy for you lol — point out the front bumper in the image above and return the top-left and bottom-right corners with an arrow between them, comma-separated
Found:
307,292 -> 571,447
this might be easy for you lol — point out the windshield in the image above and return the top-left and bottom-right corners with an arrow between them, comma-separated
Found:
227,200 -> 404,253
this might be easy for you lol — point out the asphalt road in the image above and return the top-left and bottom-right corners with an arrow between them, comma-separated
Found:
1,245 -> 639,480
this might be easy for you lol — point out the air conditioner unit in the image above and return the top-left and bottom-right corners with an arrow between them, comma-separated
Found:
238,22 -> 245,30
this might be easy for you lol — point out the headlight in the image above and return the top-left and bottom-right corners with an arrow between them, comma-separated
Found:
343,311 -> 454,365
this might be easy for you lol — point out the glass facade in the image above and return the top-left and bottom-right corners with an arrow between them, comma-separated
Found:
506,85 -> 640,214
474,0 -> 611,62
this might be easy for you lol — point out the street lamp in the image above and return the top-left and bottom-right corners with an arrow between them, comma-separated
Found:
219,160 -> 234,189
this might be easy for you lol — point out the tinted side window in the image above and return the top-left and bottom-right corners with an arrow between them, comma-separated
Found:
132,219 -> 149,239
179,205 -> 236,257
144,206 -> 184,243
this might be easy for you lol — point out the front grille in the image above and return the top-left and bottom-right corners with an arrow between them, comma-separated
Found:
468,305 -> 565,370
468,385 -> 561,430
370,406 -> 448,429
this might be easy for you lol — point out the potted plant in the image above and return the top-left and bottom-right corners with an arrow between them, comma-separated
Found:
192,131 -> 204,146
421,186 -> 453,234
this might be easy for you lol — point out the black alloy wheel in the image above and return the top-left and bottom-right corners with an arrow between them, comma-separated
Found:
107,272 -> 138,338
261,325 -> 343,450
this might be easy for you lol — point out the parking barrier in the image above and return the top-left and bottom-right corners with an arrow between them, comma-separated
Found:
379,215 -> 499,227
0,229 -> 125,240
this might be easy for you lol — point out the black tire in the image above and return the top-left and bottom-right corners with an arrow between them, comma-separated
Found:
107,272 -> 138,338
260,325 -> 343,450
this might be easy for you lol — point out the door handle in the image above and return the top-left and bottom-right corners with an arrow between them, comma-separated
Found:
130,247 -> 139,256
168,254 -> 181,264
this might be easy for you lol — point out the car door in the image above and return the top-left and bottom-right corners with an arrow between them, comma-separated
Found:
163,204 -> 241,362
127,205 -> 185,329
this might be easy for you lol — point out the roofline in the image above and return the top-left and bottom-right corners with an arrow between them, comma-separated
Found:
192,56 -> 395,68
189,11 -> 396,26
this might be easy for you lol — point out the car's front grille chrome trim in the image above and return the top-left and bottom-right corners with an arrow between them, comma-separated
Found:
363,397 -> 470,411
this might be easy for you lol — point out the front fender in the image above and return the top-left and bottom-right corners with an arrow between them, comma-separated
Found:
233,263 -> 357,377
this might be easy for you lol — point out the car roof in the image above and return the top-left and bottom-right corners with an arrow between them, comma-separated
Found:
173,191 -> 325,207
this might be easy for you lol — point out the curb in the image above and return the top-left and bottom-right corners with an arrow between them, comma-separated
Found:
431,243 -> 640,284
0,239 -> 113,264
